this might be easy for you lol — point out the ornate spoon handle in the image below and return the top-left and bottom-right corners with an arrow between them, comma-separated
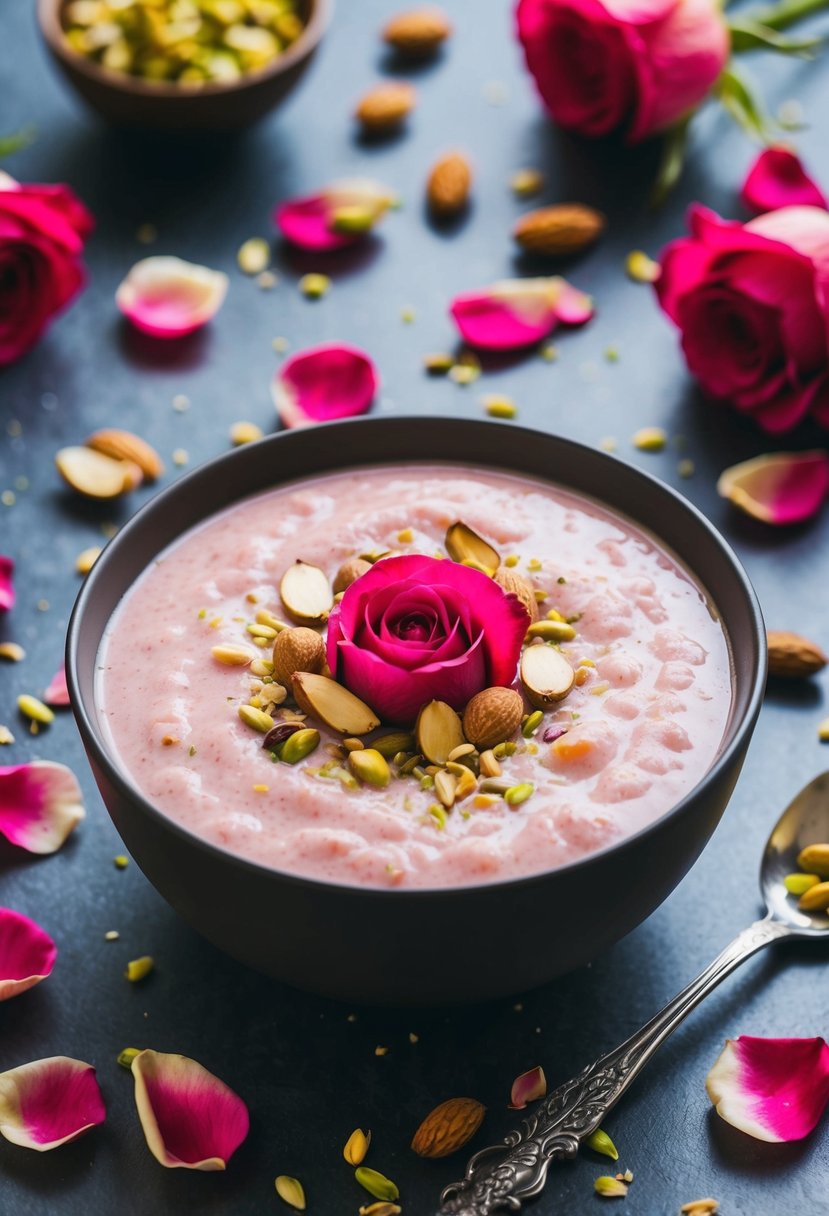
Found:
438,917 -> 791,1215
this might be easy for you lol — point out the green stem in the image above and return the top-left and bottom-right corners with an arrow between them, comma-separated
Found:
751,0 -> 829,30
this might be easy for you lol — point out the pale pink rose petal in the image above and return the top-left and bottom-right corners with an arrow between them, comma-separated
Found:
508,1065 -> 547,1109
0,762 -> 85,855
275,179 -> 395,251
116,256 -> 228,339
706,1036 -> 829,1142
44,662 -> 70,708
0,555 -> 14,612
741,148 -> 828,216
0,909 -> 57,1002
450,277 -> 593,350
717,450 -> 829,525
0,1057 -> 105,1150
132,1049 -> 249,1170
273,343 -> 378,429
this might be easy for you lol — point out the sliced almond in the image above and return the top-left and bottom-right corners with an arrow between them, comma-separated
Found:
55,446 -> 140,500
434,769 -> 457,808
444,521 -> 500,575
521,645 -> 575,708
280,561 -> 334,625
86,428 -> 164,480
292,671 -> 380,735
415,700 -> 465,765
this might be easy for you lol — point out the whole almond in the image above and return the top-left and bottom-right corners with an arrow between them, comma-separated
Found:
767,630 -> 827,678
355,82 -> 416,134
427,152 -> 472,217
514,204 -> 605,257
333,557 -> 372,594
55,446 -> 141,500
493,568 -> 538,623
272,627 -> 326,687
463,686 -> 524,750
86,428 -> 164,480
411,1097 -> 485,1159
383,7 -> 452,57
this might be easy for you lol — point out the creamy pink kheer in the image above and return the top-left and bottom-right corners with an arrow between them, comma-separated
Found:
97,464 -> 732,889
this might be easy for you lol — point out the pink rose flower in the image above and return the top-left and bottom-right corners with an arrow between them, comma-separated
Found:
326,555 -> 530,724
656,204 -> 829,433
0,174 -> 93,366
516,0 -> 729,143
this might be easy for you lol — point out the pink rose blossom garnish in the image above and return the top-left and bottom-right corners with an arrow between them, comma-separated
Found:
116,256 -> 228,339
508,1066 -> 547,1109
450,277 -> 593,350
0,556 -> 14,612
273,343 -> 379,429
0,909 -> 57,1002
131,1049 -> 249,1170
0,1057 -> 105,1150
706,1036 -> 829,1142
327,554 -> 530,724
717,451 -> 829,525
0,762 -> 85,854
741,148 -> 828,216
275,179 -> 396,251
44,662 -> 70,708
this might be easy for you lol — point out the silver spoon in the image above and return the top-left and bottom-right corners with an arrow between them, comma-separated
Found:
438,771 -> 829,1215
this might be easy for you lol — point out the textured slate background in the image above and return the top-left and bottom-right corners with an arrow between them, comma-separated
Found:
2,2 -> 829,1213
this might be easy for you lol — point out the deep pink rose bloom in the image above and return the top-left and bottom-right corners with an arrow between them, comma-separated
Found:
741,147 -> 828,216
516,0 -> 729,143
326,555 -> 530,724
656,205 -> 829,433
0,174 -> 94,366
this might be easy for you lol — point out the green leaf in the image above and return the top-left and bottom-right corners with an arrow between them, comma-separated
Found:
715,66 -> 773,142
0,127 -> 34,160
729,16 -> 822,53
651,118 -> 690,208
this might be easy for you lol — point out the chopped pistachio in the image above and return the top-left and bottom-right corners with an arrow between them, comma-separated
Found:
586,1128 -> 619,1160
505,782 -> 534,806
172,448 -> 189,466
449,363 -> 480,386
678,458 -> 695,478
594,1175 -> 628,1197
75,545 -> 102,575
0,725 -> 15,745
272,335 -> 290,353
114,854 -> 129,869
230,420 -> 264,445
510,167 -> 544,197
423,352 -> 454,374
17,694 -> 54,725
632,426 -> 667,453
482,394 -> 517,420
257,270 -> 277,290
105,930 -> 120,941
125,955 -> 154,982
237,237 -> 270,275
819,717 -> 829,742
604,345 -> 620,363
355,1167 -> 399,1202
625,249 -> 660,283
117,1046 -> 141,1068
0,642 -> 25,662
539,342 -> 558,362
274,1175 -> 306,1211
522,710 -> 544,738
298,272 -> 330,299
343,1127 -> 371,1166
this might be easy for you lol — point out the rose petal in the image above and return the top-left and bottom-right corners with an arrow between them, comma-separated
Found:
44,662 -> 70,708
450,277 -> 593,350
275,179 -> 394,251
116,256 -> 228,339
0,1057 -> 105,1150
0,762 -> 85,854
706,1036 -> 829,1142
509,1065 -> 547,1110
0,909 -> 57,1002
131,1049 -> 249,1170
273,343 -> 378,428
741,148 -> 828,216
717,450 -> 829,524
0,555 -> 14,612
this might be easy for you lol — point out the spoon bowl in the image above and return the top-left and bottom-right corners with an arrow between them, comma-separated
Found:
762,770 -> 829,936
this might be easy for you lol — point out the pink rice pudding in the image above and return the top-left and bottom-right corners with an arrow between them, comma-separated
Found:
97,464 -> 732,890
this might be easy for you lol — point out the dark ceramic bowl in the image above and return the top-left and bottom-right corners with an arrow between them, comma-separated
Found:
37,0 -> 330,131
67,418 -> 765,1005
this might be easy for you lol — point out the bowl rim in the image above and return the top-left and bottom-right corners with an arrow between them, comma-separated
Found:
37,0 -> 332,100
67,416 -> 766,900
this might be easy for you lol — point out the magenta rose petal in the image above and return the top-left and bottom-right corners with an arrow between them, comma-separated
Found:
0,762 -> 85,855
0,1057 -> 105,1150
706,1036 -> 829,1142
0,909 -> 57,1002
131,1049 -> 249,1171
275,179 -> 395,251
0,556 -> 14,612
508,1066 -> 547,1110
741,148 -> 828,216
44,662 -> 70,708
450,277 -> 593,350
717,451 -> 829,525
273,343 -> 379,429
116,256 -> 228,339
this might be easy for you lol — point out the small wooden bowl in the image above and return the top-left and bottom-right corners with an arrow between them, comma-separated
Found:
37,0 -> 331,131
